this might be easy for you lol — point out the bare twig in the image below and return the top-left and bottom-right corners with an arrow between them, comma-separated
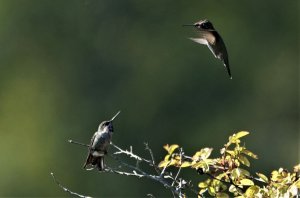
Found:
68,139 -> 183,197
111,142 -> 151,164
146,194 -> 156,198
105,167 -> 144,178
145,142 -> 161,174
51,172 -> 91,198
160,160 -> 171,176
172,148 -> 183,187
68,139 -> 89,147
110,154 -> 181,196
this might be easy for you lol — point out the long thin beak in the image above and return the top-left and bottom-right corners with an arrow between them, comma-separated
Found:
110,111 -> 121,121
182,24 -> 195,27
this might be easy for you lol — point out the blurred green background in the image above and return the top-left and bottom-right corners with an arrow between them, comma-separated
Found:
0,0 -> 298,196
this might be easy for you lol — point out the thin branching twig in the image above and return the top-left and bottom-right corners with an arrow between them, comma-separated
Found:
66,139 -> 200,197
145,142 -> 161,174
111,142 -> 151,164
68,140 -> 89,147
68,139 -> 183,196
51,172 -> 91,198
172,148 -> 183,187
105,167 -> 144,177
109,153 -> 181,196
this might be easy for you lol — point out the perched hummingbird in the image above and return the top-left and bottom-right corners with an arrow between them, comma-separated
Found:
83,111 -> 120,171
183,19 -> 232,79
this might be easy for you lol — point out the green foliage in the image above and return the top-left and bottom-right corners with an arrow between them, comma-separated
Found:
159,131 -> 300,197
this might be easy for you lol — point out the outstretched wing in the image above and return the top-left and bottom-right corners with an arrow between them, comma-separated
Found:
189,37 -> 208,45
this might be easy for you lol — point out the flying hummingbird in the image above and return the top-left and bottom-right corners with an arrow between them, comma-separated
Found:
83,111 -> 121,171
183,19 -> 232,79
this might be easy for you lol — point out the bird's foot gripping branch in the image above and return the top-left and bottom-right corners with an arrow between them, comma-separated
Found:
52,131 -> 300,198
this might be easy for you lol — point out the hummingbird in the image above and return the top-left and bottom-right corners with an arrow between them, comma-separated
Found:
183,19 -> 232,79
83,111 -> 120,171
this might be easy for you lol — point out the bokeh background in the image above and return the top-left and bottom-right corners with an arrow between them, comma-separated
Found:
0,0 -> 298,196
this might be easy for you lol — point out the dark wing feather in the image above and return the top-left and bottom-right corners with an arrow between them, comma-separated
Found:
83,154 -> 93,168
210,31 -> 232,79
83,133 -> 97,168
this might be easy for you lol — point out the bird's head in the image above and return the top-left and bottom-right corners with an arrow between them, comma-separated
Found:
97,111 -> 120,133
183,19 -> 215,31
98,120 -> 113,133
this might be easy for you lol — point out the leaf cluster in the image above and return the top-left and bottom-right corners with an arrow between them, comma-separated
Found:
158,131 -> 300,198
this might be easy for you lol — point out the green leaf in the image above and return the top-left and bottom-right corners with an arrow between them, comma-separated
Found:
232,168 -> 250,180
207,186 -> 216,196
163,144 -> 179,154
231,168 -> 240,180
239,179 -> 254,186
164,154 -> 170,161
158,160 -> 170,168
242,149 -> 258,159
199,188 -> 207,195
271,170 -> 280,182
234,159 -> 241,167
198,182 -> 208,188
294,164 -> 300,173
245,185 -> 260,197
238,155 -> 250,167
235,131 -> 250,139
180,161 -> 192,168
226,131 -> 249,147
192,158 -> 214,168
228,185 -> 237,193
294,179 -> 300,188
256,172 -> 269,183
192,148 -> 213,160
239,168 -> 250,177
211,179 -> 222,187
225,150 -> 235,156
220,148 -> 226,154
228,131 -> 249,145
192,160 -> 210,172
216,173 -> 228,181
289,184 -> 299,197
216,192 -> 229,198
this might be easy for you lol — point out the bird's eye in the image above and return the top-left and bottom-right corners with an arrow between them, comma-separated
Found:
201,23 -> 209,29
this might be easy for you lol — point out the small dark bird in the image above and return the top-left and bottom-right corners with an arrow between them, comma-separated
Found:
83,111 -> 120,171
183,19 -> 232,79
